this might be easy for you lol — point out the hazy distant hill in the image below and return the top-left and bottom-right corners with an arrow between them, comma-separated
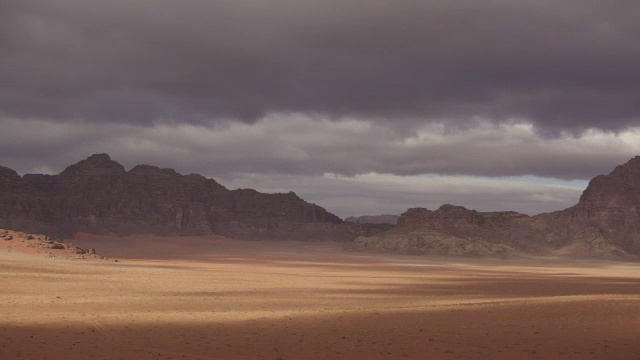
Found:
344,215 -> 399,225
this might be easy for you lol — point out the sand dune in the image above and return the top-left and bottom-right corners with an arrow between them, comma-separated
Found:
1,234 -> 640,359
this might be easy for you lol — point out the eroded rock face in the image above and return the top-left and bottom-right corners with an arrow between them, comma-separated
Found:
346,231 -> 518,257
347,206 -> 537,257
349,157 -> 640,259
577,156 -> 640,210
562,156 -> 640,255
0,154 -> 369,241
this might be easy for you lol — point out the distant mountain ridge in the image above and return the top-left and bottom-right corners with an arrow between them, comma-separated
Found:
5,154 -> 640,259
344,215 -> 399,225
0,154 -> 386,240
347,156 -> 640,259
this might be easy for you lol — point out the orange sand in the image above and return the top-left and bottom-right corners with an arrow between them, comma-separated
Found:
1,233 -> 639,359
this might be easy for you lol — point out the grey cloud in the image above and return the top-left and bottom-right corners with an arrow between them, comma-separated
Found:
1,0 -> 640,131
0,116 -> 636,181
0,115 -> 623,216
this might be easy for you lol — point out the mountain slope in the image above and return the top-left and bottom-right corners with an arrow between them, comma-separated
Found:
0,154 -> 375,241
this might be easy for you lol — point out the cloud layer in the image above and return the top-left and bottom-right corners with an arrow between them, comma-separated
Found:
0,115 -> 633,216
2,0 -> 640,130
1,115 -> 637,180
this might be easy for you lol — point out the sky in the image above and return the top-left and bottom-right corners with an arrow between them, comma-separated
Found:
2,0 -> 640,217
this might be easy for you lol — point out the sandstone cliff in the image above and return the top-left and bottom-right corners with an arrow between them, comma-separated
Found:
0,154 -> 377,241
348,157 -> 640,259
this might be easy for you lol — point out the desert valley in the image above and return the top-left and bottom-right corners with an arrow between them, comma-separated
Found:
4,2 -> 640,358
2,155 -> 640,359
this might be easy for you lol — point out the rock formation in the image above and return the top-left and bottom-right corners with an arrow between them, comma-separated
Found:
1,229 -> 102,260
5,154 -> 640,258
0,154 -> 379,241
348,156 -> 640,259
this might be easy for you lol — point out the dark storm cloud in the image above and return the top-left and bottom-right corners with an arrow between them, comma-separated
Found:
2,0 -> 640,131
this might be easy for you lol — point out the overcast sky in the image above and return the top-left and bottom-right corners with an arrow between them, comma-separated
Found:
2,0 -> 640,217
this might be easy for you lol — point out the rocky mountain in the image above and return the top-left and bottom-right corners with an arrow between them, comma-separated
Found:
5,154 -> 640,259
344,214 -> 399,225
0,154 -> 382,241
348,156 -> 640,260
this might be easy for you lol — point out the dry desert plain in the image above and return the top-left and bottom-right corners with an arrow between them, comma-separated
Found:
1,231 -> 640,360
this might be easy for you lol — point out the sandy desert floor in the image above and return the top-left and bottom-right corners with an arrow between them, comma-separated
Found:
1,233 -> 640,360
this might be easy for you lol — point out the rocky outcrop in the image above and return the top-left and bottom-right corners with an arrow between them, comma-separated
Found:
1,229 -> 102,260
346,231 -> 518,257
349,157 -> 640,260
348,205 -> 547,258
563,156 -> 640,255
0,154 -> 380,241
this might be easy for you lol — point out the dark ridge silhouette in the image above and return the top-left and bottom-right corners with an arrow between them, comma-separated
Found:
0,154 -> 388,241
